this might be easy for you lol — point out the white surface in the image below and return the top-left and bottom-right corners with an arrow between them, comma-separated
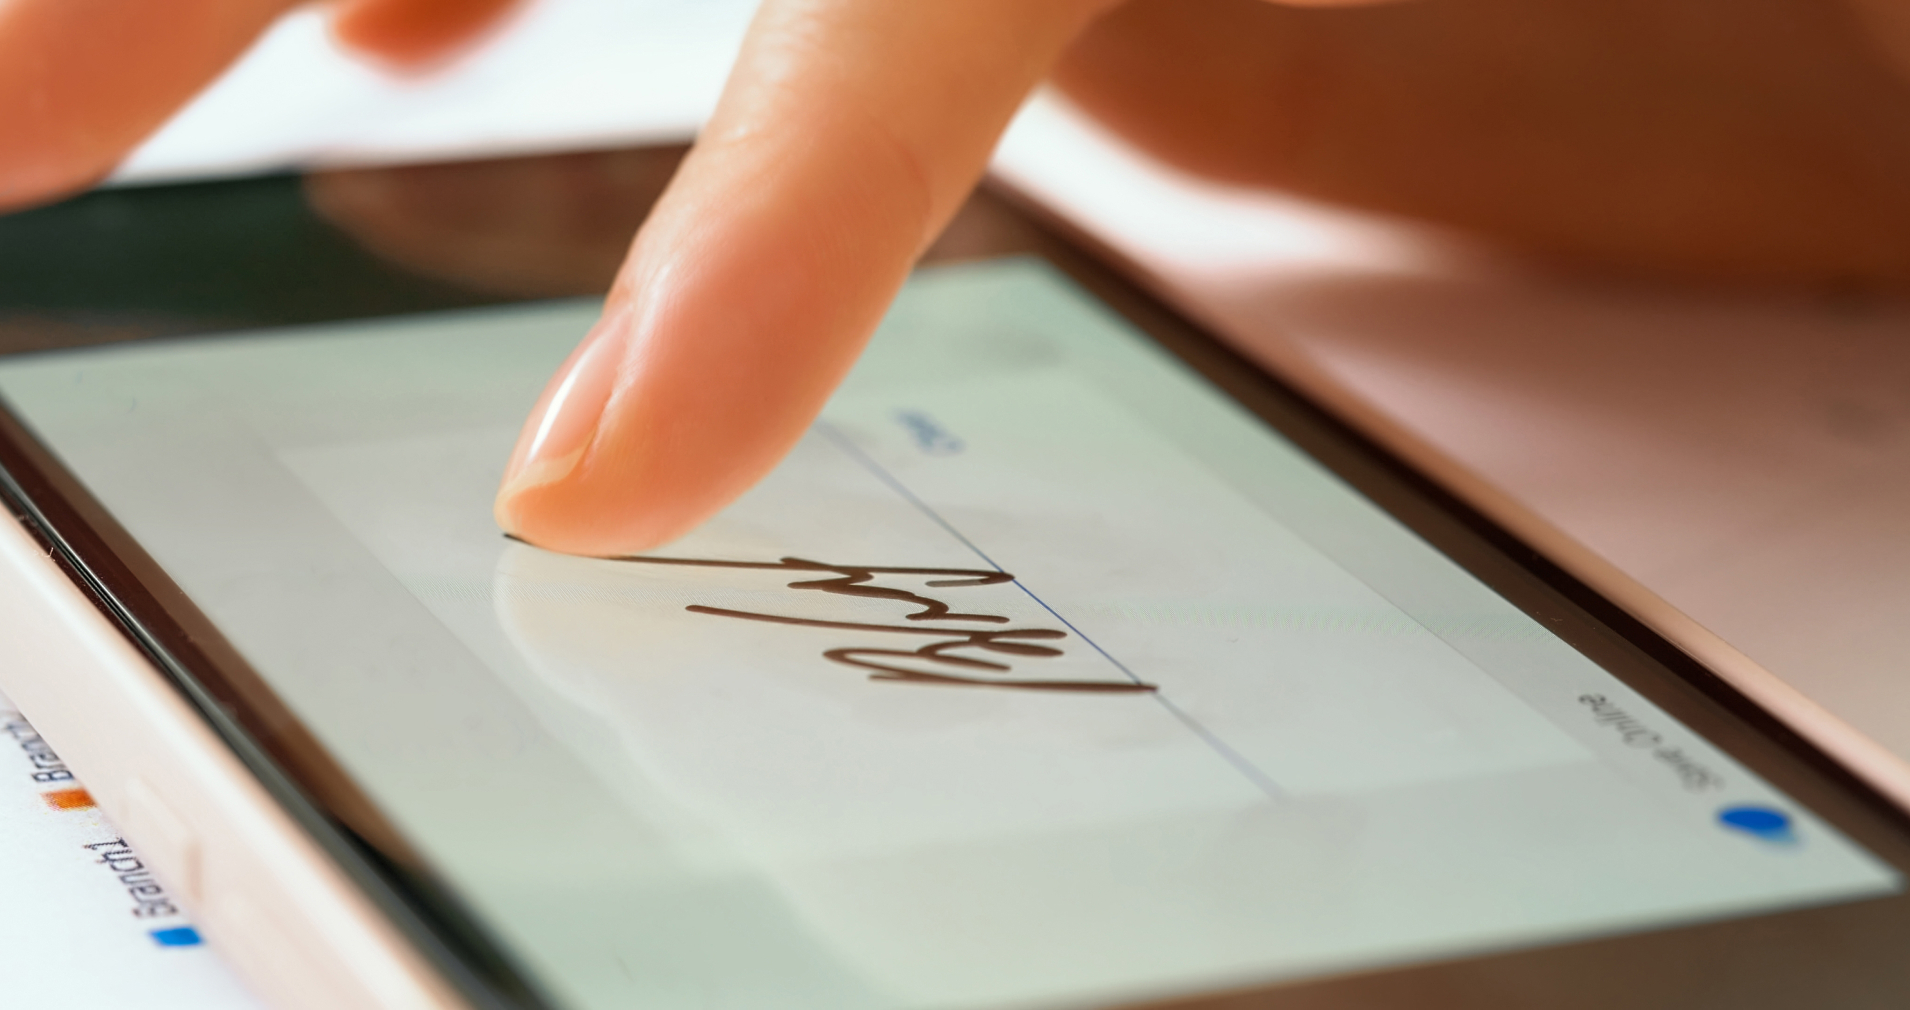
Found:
0,691 -> 263,1008
116,0 -> 756,184
0,267 -> 1891,1010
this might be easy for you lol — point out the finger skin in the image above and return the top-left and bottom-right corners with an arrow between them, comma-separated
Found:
1845,0 -> 1910,83
0,0 -> 517,213
333,0 -> 522,66
1053,0 -> 1910,283
0,0 -> 292,211
495,0 -> 1118,555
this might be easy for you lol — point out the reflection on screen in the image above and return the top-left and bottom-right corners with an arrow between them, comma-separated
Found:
0,260 -> 1896,1010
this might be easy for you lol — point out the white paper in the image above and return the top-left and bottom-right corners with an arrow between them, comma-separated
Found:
0,692 -> 262,1008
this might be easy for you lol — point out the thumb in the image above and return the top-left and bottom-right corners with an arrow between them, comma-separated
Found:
495,0 -> 1117,554
0,0 -> 295,209
0,0 -> 519,212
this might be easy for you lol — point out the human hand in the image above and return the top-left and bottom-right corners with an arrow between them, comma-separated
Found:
491,0 -> 1910,556
0,0 -> 519,209
7,0 -> 1909,560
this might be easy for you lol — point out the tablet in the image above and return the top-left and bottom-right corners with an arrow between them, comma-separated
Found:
0,147 -> 1906,1009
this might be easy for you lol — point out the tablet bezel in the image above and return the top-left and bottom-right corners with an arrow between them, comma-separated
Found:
1,147 -> 1908,1009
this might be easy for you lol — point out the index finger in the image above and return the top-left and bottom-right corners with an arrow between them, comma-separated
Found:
494,0 -> 1118,554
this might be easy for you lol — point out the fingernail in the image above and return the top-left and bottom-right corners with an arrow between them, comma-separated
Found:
494,312 -> 626,529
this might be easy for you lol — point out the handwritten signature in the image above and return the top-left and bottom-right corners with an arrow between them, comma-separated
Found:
609,555 -> 1156,694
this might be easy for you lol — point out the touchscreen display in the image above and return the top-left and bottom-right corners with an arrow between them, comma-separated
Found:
0,260 -> 1896,1009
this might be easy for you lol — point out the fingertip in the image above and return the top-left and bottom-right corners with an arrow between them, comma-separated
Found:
495,0 -> 1112,556
330,0 -> 519,68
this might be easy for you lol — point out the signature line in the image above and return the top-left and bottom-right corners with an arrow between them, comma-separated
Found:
813,420 -> 1287,800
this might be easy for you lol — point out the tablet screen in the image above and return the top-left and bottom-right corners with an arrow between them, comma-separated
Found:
0,259 -> 1896,1009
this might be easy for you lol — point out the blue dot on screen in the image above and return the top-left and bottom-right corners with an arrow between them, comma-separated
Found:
1718,805 -> 1797,844
149,926 -> 204,948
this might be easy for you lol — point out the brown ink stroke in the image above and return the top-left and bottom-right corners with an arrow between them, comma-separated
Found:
608,554 -> 1157,694
615,556 -> 1014,623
